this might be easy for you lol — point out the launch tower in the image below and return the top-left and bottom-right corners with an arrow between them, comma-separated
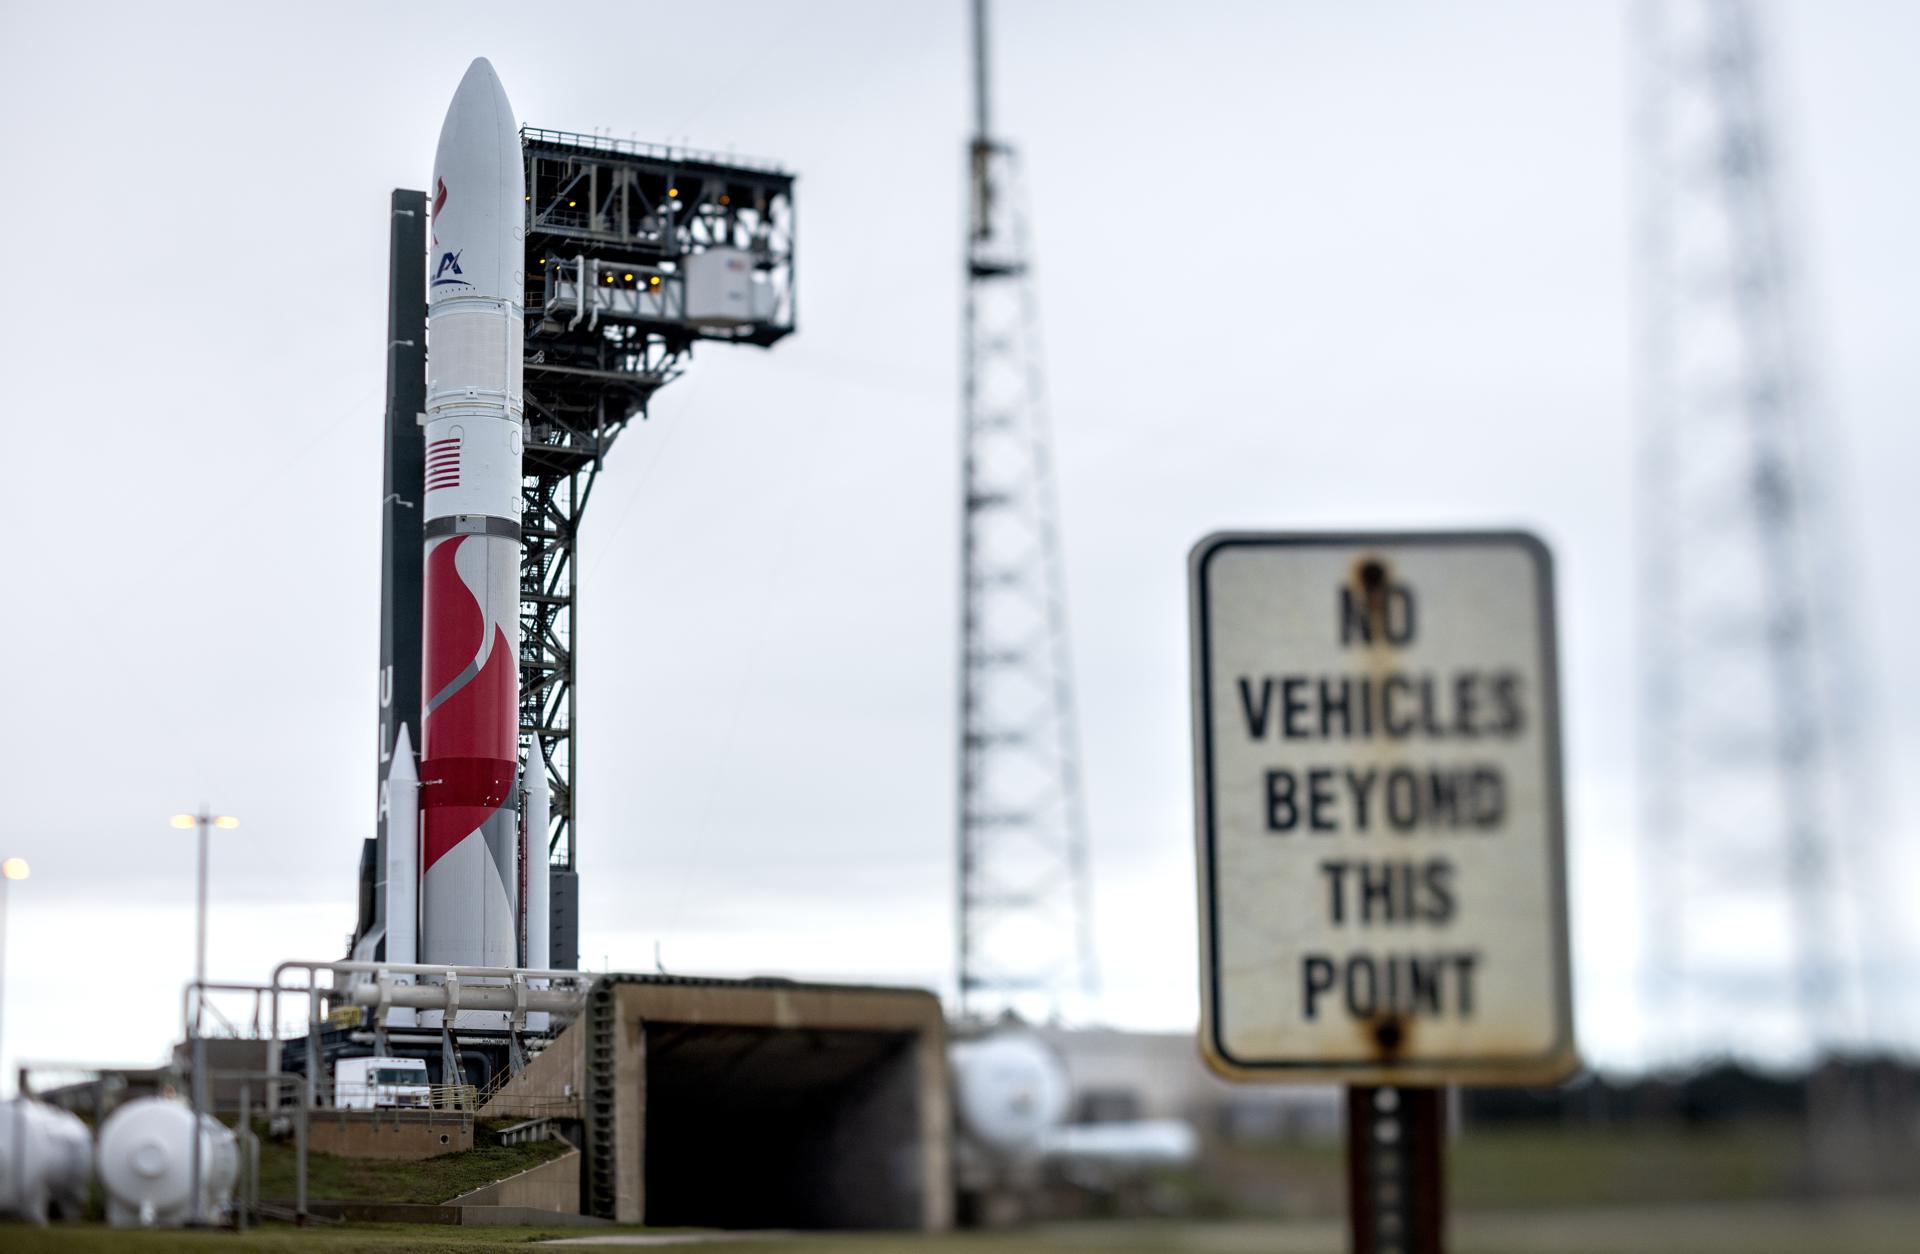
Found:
955,0 -> 1096,1021
516,130 -> 796,964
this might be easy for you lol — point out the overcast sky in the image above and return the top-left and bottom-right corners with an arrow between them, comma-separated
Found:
1,1 -> 1914,1085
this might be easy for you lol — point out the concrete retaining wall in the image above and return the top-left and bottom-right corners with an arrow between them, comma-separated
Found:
481,1018 -> 584,1121
308,1109 -> 473,1159
454,1148 -> 581,1212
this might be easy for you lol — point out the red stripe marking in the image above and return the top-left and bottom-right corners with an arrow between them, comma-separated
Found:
420,537 -> 484,708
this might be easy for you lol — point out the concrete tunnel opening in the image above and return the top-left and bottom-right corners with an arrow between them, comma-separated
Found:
643,1023 -> 926,1229
483,976 -> 953,1228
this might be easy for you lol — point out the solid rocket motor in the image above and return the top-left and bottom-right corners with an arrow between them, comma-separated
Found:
381,722 -> 419,1027
419,56 -> 526,1008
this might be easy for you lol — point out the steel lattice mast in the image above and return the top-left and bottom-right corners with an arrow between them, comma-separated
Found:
956,0 -> 1095,1021
1632,0 -> 1868,1062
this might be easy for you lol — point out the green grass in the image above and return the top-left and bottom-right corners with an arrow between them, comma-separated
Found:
1194,1120 -> 1895,1217
9,1123 -> 1914,1253
7,1206 -> 1920,1254
254,1120 -> 572,1206
1449,1124 -> 1808,1210
0,1223 -> 589,1253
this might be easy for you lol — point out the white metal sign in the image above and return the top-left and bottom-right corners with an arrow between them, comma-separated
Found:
1190,532 -> 1576,1085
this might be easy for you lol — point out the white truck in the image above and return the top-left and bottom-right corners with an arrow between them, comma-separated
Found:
333,1056 -> 431,1110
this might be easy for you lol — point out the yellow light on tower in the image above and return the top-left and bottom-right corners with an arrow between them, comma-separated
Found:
1,857 -> 27,881
170,815 -> 196,829
213,816 -> 240,830
667,187 -> 679,198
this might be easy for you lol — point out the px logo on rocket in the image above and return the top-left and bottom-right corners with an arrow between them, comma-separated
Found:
432,250 -> 468,288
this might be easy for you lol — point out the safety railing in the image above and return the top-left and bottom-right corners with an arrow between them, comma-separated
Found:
519,126 -> 787,174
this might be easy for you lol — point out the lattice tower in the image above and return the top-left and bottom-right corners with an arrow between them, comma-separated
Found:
1632,0 -> 1873,1061
956,0 -> 1096,1021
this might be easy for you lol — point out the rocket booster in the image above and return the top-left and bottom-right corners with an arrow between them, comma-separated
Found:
419,57 -> 526,1000
382,722 -> 419,1028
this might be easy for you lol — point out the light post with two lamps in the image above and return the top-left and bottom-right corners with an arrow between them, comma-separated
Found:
0,856 -> 26,1081
171,807 -> 237,1227
2,856 -> 27,1213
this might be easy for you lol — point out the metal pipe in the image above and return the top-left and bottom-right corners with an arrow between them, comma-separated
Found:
295,1093 -> 307,1225
190,1006 -> 206,1226
568,254 -> 588,330
195,818 -> 209,1024
236,1084 -> 249,1234
305,991 -> 318,1128
272,958 -> 588,983
260,961 -> 589,1117
343,979 -> 580,1013
972,0 -> 991,141
190,816 -> 207,1227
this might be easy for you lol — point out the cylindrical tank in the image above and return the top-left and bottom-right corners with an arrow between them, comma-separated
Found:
1038,1117 -> 1199,1167
0,1098 -> 93,1223
949,1029 -> 1073,1153
97,1097 -> 237,1228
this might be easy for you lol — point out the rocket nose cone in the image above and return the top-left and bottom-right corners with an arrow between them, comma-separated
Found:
445,56 -> 517,133
431,55 -> 524,304
389,723 -> 418,783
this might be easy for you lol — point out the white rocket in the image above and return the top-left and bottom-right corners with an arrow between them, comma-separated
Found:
417,57 -> 526,1024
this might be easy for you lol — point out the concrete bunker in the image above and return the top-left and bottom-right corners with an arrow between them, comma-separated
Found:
484,974 -> 951,1230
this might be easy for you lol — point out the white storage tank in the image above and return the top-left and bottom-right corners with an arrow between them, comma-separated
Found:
683,246 -> 756,328
0,1098 -> 93,1223
949,1029 -> 1072,1154
97,1096 -> 238,1228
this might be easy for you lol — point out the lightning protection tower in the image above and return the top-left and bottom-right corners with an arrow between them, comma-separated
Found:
955,0 -> 1095,1022
1632,0 -> 1871,1063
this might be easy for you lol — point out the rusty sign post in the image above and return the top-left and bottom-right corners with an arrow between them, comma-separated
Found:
1189,531 -> 1578,1253
1347,1085 -> 1445,1254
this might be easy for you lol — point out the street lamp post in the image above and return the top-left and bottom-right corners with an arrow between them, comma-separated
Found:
2,857 -> 27,1218
0,857 -> 27,1086
171,808 -> 237,1227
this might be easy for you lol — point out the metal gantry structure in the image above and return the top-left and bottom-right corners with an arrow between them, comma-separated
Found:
955,0 -> 1096,1021
516,130 -> 796,964
1632,0 -> 1868,1062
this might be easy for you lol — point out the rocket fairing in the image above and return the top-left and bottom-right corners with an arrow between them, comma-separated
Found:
419,57 -> 527,1018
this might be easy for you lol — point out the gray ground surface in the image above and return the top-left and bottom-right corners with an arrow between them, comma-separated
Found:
545,1200 -> 1920,1254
